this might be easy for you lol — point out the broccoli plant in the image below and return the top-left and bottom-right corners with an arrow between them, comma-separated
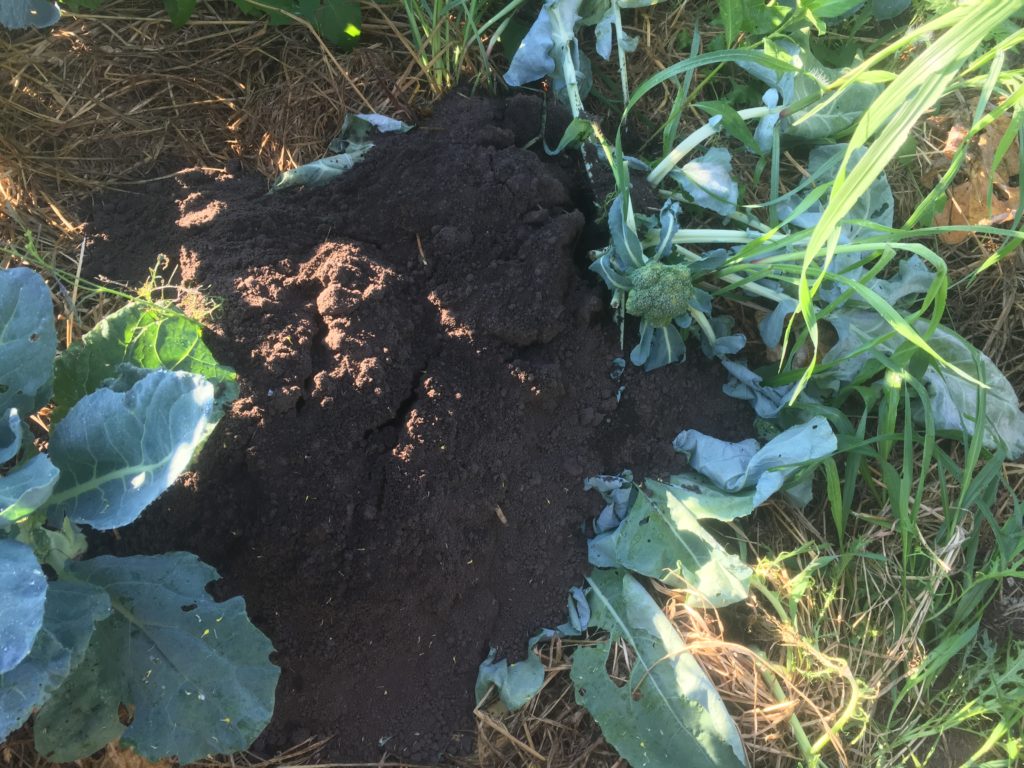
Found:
0,267 -> 278,762
624,262 -> 693,327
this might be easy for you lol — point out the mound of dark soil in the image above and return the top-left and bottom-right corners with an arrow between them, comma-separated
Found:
86,93 -> 753,762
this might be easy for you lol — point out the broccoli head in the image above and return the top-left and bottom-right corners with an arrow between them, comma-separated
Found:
624,261 -> 693,327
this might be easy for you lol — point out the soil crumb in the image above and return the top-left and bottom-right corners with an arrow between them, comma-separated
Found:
87,93 -> 753,762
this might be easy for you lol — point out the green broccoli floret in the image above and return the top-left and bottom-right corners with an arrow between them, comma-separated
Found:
624,262 -> 693,327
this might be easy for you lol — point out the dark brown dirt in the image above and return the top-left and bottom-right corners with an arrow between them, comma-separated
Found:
86,93 -> 753,763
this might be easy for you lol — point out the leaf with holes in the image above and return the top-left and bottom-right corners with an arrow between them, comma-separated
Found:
0,268 -> 57,422
0,581 -> 111,741
34,553 -> 279,763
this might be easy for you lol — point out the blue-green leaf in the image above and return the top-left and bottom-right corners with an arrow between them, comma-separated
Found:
741,38 -> 881,140
589,486 -> 752,607
34,553 -> 279,763
0,0 -> 59,29
572,570 -> 747,768
0,268 -> 57,421
53,302 -> 237,420
0,582 -> 111,741
652,473 -> 758,523
631,321 -> 686,371
476,632 -> 550,711
0,540 -> 47,674
47,370 -> 215,530
505,0 -> 583,86
1,454 -> 59,525
0,410 -> 22,465
609,195 -> 645,268
669,147 -> 738,217
589,248 -> 634,292
920,326 -> 1024,459
674,417 -> 837,505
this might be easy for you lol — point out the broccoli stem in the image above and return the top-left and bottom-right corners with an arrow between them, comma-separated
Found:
647,105 -> 782,187
613,3 -> 629,105
690,308 -> 716,346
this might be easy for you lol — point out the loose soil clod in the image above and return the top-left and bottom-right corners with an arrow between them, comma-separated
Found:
88,94 -> 752,762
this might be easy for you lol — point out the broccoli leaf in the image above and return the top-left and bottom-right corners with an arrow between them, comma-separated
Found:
53,302 -> 237,420
674,417 -> 837,505
630,320 -> 687,371
721,358 -> 797,419
34,553 -> 279,763
585,472 -> 636,532
0,268 -> 57,422
476,632 -> 550,711
0,540 -> 47,674
504,0 -> 583,86
781,144 -> 894,245
609,195 -> 645,269
0,0 -> 59,29
588,481 -> 753,607
476,587 -> 589,711
47,370 -> 215,531
740,38 -> 880,140
1,410 -> 22,465
589,247 -> 634,292
669,147 -> 739,217
1,454 -> 60,525
571,569 -> 747,768
920,326 -> 1024,459
0,581 -> 111,741
271,112 -> 407,192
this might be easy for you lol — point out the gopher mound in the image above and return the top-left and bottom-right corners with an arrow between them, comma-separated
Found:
87,94 -> 752,762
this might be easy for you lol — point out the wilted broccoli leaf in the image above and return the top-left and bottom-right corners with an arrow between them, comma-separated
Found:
271,112 -> 409,192
741,37 -> 881,142
674,416 -> 837,505
920,325 -> 1024,459
668,147 -> 739,217
504,0 -> 583,86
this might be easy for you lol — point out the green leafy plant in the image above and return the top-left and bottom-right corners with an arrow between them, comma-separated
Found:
0,267 -> 278,761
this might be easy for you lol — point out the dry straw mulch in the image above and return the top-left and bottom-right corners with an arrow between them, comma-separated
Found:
1,0 -> 439,261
